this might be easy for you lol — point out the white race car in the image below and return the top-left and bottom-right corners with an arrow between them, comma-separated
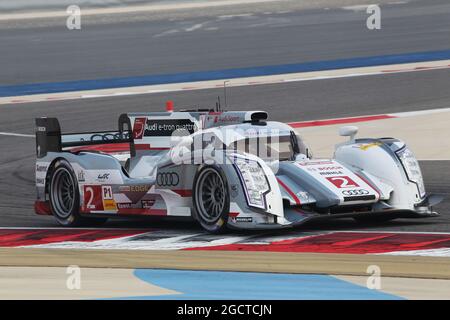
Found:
34,108 -> 442,233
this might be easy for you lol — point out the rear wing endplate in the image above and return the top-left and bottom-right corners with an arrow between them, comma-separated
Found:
35,115 -> 133,158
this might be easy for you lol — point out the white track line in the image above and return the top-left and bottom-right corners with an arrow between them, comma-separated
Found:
0,132 -> 34,138
390,108 -> 450,118
0,0 -> 280,21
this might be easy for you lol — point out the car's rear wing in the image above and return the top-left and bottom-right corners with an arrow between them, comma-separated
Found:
35,115 -> 133,158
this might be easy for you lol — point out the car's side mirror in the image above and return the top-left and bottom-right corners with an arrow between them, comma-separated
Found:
339,126 -> 358,141
294,153 -> 308,161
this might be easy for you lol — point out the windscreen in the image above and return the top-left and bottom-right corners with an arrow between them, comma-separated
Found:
229,133 -> 307,161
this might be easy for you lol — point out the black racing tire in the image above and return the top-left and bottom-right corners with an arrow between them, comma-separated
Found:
353,215 -> 396,224
192,165 -> 230,234
49,159 -> 107,227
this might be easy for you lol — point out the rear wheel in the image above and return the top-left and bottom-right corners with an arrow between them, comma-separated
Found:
49,160 -> 107,227
193,166 -> 230,233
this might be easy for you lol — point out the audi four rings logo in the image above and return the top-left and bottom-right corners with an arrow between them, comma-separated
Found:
342,189 -> 370,196
157,172 -> 179,186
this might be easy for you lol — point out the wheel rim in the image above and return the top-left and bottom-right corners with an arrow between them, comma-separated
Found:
51,167 -> 75,219
196,168 -> 226,223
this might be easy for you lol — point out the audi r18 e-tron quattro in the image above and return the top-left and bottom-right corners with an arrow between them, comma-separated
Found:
34,107 -> 442,233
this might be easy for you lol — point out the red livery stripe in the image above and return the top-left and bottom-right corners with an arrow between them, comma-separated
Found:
355,172 -> 381,198
117,208 -> 167,216
69,142 -> 129,153
276,178 -> 301,205
135,144 -> 169,151
172,190 -> 193,197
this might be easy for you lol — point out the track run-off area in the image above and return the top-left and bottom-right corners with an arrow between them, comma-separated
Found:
0,0 -> 449,299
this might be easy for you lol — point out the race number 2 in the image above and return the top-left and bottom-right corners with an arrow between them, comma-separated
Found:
83,185 -> 103,211
326,176 -> 359,188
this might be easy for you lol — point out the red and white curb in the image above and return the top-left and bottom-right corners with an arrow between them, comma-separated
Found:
1,59 -> 449,106
0,228 -> 449,257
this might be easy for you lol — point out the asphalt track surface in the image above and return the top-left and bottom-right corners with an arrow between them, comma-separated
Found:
0,0 -> 449,232
1,0 -> 450,85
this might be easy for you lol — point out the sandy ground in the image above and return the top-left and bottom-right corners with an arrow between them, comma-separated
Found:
0,263 -> 448,299
297,109 -> 450,160
1,248 -> 449,279
0,266 -> 179,299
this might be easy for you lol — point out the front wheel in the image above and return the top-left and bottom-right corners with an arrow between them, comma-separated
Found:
49,159 -> 107,227
192,166 -> 230,233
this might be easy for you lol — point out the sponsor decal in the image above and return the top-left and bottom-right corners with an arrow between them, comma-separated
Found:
209,115 -> 240,123
117,203 -> 132,209
144,119 -> 197,136
119,184 -> 151,193
220,115 -> 240,122
118,184 -> 152,203
36,178 -> 45,186
298,160 -> 335,166
101,186 -> 117,211
157,172 -> 180,187
37,126 -> 46,132
235,217 -> 253,223
342,189 -> 370,196
318,166 -> 344,171
36,164 -> 48,172
132,117 -> 146,139
77,170 -> 85,182
97,173 -> 110,182
319,170 -> 344,176
326,176 -> 359,188
130,185 -> 151,192
83,185 -> 103,211
357,142 -> 383,151
141,199 -> 155,209
119,185 -> 131,192
102,186 -> 113,200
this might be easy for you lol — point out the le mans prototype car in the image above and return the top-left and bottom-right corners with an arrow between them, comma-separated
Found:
35,108 -> 442,233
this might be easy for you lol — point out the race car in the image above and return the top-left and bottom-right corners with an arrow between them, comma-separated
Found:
34,107 -> 443,233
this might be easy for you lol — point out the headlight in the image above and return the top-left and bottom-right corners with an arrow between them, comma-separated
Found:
396,147 -> 425,198
231,156 -> 270,209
